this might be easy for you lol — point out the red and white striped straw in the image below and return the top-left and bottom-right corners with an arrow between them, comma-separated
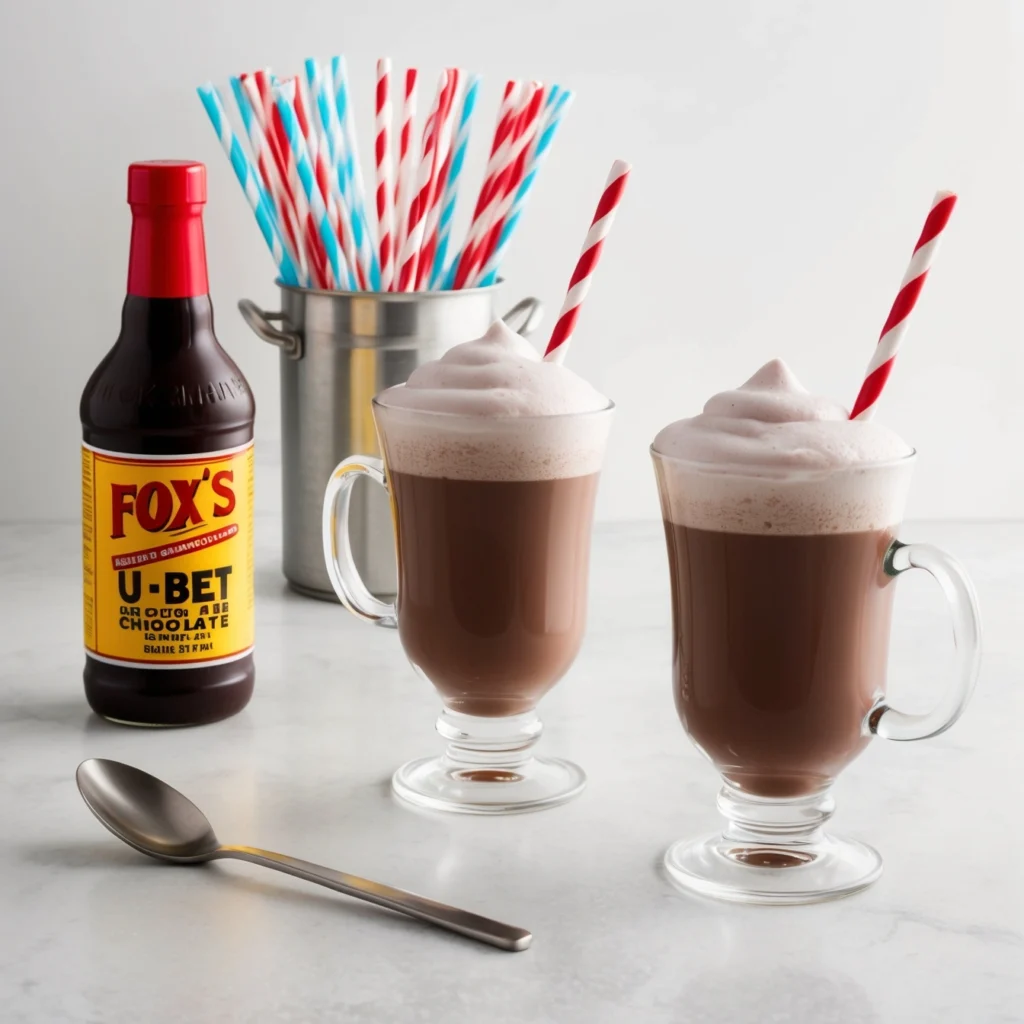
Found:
246,72 -> 289,190
849,191 -> 957,420
375,59 -> 396,290
253,69 -> 329,288
394,69 -> 418,272
396,71 -> 447,291
304,60 -> 366,288
239,72 -> 305,280
244,72 -> 308,277
470,82 -> 546,284
543,159 -> 631,365
450,81 -> 522,289
416,68 -> 462,290
293,77 -> 354,285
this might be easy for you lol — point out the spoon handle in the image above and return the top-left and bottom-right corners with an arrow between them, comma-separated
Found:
217,845 -> 532,952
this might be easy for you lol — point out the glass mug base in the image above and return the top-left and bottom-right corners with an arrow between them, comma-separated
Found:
391,708 -> 586,815
664,833 -> 882,905
392,755 -> 586,815
663,783 -> 882,905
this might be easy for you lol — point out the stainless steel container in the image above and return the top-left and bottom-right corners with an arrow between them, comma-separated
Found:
239,283 -> 543,601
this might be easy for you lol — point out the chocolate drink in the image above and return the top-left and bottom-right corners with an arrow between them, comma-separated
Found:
390,471 -> 600,717
653,359 -> 914,801
81,162 -> 255,726
373,317 -> 612,725
363,319 -> 612,811
664,524 -> 897,797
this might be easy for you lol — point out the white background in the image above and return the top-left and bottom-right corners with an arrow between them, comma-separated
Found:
1,0 -> 1022,523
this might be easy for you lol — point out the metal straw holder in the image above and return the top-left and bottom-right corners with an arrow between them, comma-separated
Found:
239,283 -> 543,601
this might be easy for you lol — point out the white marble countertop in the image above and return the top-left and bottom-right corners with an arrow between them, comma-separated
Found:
1,520 -> 1021,1023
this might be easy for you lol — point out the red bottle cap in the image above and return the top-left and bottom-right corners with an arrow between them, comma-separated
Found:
126,161 -> 209,298
128,161 -> 207,206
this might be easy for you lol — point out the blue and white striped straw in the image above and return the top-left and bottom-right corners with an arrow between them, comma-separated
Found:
429,73 -> 481,290
196,83 -> 302,287
331,56 -> 381,290
229,76 -> 308,284
307,62 -> 354,258
274,83 -> 355,291
305,58 -> 366,289
227,77 -> 275,212
538,83 -> 562,131
476,87 -> 574,287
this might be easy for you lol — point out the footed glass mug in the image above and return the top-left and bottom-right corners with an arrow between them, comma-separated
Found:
323,395 -> 614,814
651,448 -> 981,903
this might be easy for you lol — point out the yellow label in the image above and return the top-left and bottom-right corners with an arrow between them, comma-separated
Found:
82,442 -> 254,668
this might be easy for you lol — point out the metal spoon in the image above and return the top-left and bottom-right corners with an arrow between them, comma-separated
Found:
76,758 -> 531,952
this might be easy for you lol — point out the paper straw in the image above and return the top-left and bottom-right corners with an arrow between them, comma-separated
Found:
228,77 -> 277,214
307,59 -> 368,289
536,83 -> 563,134
448,81 -> 523,289
239,71 -> 310,284
442,80 -> 519,290
202,63 -> 563,295
476,88 -> 573,288
849,191 -> 958,420
196,84 -> 302,287
275,81 -> 355,290
253,69 -> 330,288
416,68 -> 462,290
374,58 -> 396,290
294,76 -> 320,165
525,84 -> 566,178
292,76 -> 357,291
544,159 -> 631,364
243,71 -> 289,192
395,70 -> 445,290
332,55 -> 381,290
293,74 -> 355,287
230,75 -> 307,283
394,68 -> 419,265
429,73 -> 480,289
305,59 -> 337,165
396,71 -> 448,291
303,60 -> 353,271
468,83 -> 546,286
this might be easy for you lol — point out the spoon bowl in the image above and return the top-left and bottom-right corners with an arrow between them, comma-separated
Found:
77,758 -> 219,862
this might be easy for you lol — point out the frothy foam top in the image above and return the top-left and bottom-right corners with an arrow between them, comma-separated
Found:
376,320 -> 612,481
379,318 -> 609,416
652,360 -> 913,535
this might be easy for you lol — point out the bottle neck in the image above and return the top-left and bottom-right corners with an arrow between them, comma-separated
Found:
127,203 -> 209,298
119,295 -> 215,354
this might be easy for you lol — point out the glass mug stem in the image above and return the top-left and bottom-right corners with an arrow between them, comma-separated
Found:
718,785 -> 836,849
436,709 -> 544,774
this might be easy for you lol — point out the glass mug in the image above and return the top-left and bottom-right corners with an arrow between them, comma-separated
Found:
323,395 -> 614,814
651,448 -> 981,904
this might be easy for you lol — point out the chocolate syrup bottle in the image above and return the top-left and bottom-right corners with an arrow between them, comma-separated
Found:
81,161 -> 255,725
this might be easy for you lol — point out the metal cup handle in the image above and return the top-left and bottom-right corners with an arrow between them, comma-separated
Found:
237,299 -> 303,360
501,297 -> 544,337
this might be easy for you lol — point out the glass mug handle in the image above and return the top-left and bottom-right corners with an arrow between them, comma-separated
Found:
869,541 -> 982,741
321,456 -> 398,629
